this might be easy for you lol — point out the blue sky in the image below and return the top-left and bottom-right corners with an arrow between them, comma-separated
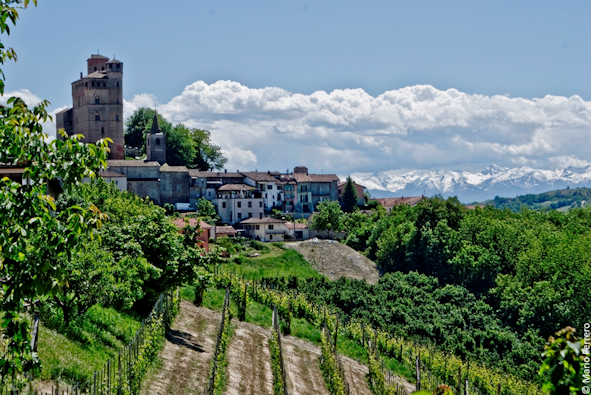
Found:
4,1 -> 591,174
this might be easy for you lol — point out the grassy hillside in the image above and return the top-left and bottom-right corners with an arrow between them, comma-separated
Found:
481,187 -> 591,211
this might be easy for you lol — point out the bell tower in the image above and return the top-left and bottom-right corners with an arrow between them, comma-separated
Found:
146,112 -> 167,165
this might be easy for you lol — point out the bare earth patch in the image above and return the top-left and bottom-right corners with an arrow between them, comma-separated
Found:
141,300 -> 219,395
340,355 -> 373,395
281,334 -> 330,395
224,320 -> 274,395
286,239 -> 381,284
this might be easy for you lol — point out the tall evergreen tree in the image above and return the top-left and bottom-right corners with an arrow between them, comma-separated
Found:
342,176 -> 359,213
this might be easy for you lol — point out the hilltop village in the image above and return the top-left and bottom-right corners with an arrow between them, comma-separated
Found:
54,54 -> 422,241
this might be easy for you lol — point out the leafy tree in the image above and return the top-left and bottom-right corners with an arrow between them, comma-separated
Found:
124,108 -> 172,151
539,327 -> 585,394
197,197 -> 220,223
342,176 -> 358,213
311,200 -> 344,238
166,123 -> 196,166
125,108 -> 227,170
0,0 -> 111,380
189,128 -> 227,170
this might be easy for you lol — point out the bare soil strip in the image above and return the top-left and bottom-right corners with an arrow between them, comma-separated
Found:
340,355 -> 373,395
281,335 -> 330,395
223,320 -> 274,395
141,300 -> 219,395
286,240 -> 381,284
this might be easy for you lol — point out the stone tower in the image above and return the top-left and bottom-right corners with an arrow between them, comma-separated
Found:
146,112 -> 166,165
55,54 -> 125,159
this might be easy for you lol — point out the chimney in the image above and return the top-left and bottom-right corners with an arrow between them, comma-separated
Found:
224,169 -> 227,173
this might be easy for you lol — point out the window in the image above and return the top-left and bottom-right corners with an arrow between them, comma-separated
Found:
95,112 -> 100,121
248,213 -> 253,218
259,202 -> 263,208
208,191 -> 211,197
116,98 -> 120,104
95,97 -> 100,104
101,66 -> 105,70
248,201 -> 252,208
268,185 -> 273,190
116,81 -> 120,87
156,138 -> 160,145
259,213 -> 263,219
256,225 -> 260,230
270,235 -> 273,240
237,213 -> 242,219
103,82 -> 106,87
94,66 -> 97,71
269,225 -> 274,230
116,115 -> 119,122
117,64 -> 120,69
91,81 -> 95,87
265,193 -> 268,198
85,82 -> 88,87
222,202 -> 226,208
236,202 -> 242,208
101,127 -> 105,134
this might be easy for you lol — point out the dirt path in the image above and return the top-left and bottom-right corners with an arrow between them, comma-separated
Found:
141,300 -> 219,395
281,335 -> 330,395
224,320 -> 274,395
340,355 -> 373,395
286,239 -> 381,284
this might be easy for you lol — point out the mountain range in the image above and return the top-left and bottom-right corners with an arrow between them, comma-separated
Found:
351,165 -> 591,203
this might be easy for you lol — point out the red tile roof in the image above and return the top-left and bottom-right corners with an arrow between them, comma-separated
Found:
373,196 -> 425,207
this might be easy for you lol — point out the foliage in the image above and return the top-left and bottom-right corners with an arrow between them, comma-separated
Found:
342,176 -> 358,213
311,200 -> 345,237
539,327 -> 586,395
197,197 -> 220,223
125,108 -> 227,170
209,290 -> 233,395
268,323 -> 285,395
320,327 -> 347,395
484,187 -> 591,212
0,0 -> 113,381
124,108 -> 171,151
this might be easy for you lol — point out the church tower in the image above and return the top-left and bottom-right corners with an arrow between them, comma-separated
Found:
56,54 -> 125,159
146,112 -> 167,165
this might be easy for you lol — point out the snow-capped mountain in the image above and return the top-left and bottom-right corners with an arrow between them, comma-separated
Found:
351,165 -> 591,203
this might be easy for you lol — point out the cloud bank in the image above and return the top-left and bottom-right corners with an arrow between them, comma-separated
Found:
124,82 -> 591,174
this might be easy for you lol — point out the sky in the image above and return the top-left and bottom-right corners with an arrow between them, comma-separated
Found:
3,0 -> 591,175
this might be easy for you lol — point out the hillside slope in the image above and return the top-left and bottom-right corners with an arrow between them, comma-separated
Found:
286,239 -> 381,284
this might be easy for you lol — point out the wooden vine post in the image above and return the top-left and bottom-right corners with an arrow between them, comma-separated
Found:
416,350 -> 421,391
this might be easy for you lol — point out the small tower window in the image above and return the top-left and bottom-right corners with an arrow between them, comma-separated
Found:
91,82 -> 94,87
101,127 -> 105,134
95,96 -> 100,104
85,82 -> 88,87
103,82 -> 106,87
101,66 -> 105,70
156,138 -> 160,146
94,66 -> 97,71
95,112 -> 100,121
116,98 -> 119,104
116,81 -> 120,87
117,64 -> 120,69
116,115 -> 119,122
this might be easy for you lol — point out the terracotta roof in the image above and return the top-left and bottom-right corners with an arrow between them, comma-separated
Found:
216,226 -> 236,235
240,217 -> 285,224
373,196 -> 425,207
108,160 -> 160,167
160,163 -> 188,172
285,222 -> 308,229
217,183 -> 254,191
98,171 -> 126,178
188,170 -> 244,178
465,204 -> 486,210
240,172 -> 277,182
338,180 -> 365,188
172,218 -> 212,229
90,54 -> 109,59
292,173 -> 339,183
109,59 -> 122,63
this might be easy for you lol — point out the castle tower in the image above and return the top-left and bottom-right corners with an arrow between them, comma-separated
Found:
146,112 -> 166,165
56,54 -> 125,159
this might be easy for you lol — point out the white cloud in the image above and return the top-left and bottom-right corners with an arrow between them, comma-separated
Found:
98,81 -> 591,174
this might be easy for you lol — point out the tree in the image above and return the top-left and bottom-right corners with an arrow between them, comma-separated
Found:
342,176 -> 358,213
124,108 -> 172,151
311,200 -> 344,238
0,0 -> 111,380
189,128 -> 227,171
125,108 -> 227,170
196,197 -> 220,223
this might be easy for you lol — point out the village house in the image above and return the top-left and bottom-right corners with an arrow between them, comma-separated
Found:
238,217 -> 287,242
372,196 -> 425,213
212,183 -> 265,224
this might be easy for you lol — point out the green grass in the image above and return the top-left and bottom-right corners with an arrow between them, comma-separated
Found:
37,305 -> 142,384
290,317 -> 322,344
218,249 -> 323,280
